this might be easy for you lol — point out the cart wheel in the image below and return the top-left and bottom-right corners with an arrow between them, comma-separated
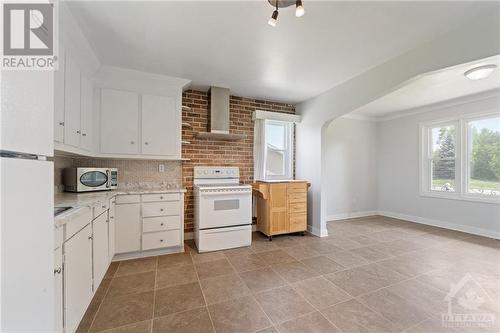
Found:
268,236 -> 273,241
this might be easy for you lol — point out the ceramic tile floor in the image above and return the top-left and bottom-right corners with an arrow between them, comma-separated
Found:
77,215 -> 500,333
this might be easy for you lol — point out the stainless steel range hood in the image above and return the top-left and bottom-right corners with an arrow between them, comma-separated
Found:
196,86 -> 245,141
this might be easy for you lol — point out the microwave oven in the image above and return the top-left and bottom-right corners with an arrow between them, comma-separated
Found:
64,167 -> 118,192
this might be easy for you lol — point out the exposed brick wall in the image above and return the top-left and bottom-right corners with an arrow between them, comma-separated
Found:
182,89 -> 295,233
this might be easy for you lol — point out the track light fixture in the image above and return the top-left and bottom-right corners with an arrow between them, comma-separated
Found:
295,0 -> 305,17
268,6 -> 279,27
267,0 -> 305,27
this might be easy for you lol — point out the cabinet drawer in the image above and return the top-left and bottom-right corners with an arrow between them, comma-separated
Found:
93,201 -> 108,219
288,182 -> 307,191
142,201 -> 181,217
142,230 -> 181,250
288,193 -> 307,203
289,213 -> 307,232
142,193 -> 180,202
142,216 -> 181,233
289,202 -> 307,213
115,195 -> 141,204
65,207 -> 92,241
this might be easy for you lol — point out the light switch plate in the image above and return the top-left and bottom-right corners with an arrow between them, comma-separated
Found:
158,164 -> 165,173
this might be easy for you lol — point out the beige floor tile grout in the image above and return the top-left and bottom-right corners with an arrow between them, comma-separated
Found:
86,261 -> 121,333
190,247 -> 218,333
80,217 -> 500,333
150,256 -> 158,333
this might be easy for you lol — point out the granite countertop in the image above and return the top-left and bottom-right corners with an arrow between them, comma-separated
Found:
54,188 -> 186,226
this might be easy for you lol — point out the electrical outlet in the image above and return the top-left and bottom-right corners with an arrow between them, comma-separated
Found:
158,164 -> 165,173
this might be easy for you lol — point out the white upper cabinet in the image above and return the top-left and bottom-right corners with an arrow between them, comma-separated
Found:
64,53 -> 81,148
54,45 -> 65,143
141,94 -> 179,157
100,89 -> 139,154
80,75 -> 93,151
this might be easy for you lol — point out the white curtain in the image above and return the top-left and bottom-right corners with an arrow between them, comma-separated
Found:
253,119 -> 267,181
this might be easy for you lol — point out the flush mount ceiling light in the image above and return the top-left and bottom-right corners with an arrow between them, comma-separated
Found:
267,0 -> 305,27
464,64 -> 497,80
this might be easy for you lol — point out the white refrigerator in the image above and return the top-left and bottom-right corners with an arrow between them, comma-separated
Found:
1,70 -> 55,332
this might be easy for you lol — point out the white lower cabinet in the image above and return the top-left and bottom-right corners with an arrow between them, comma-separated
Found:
115,202 -> 141,253
56,191 -> 183,332
108,198 -> 116,261
58,206 -> 112,333
114,193 -> 184,255
92,212 -> 109,291
63,224 -> 93,333
54,247 -> 63,333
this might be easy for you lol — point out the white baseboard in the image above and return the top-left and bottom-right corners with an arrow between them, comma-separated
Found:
307,224 -> 329,237
378,210 -> 500,240
326,211 -> 378,222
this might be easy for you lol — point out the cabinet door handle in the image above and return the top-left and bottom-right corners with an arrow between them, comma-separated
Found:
160,239 -> 164,242
110,216 -> 114,219
144,142 -> 149,145
130,141 -> 135,144
160,196 -> 164,199
160,208 -> 164,212
88,235 -> 93,240
54,267 -> 62,274
160,223 -> 164,226
102,205 -> 106,209
59,122 -> 64,126
82,133 -> 87,137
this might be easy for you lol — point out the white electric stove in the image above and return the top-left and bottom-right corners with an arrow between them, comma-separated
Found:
193,166 -> 252,252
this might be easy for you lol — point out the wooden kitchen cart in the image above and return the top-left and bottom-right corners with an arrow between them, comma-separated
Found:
252,181 -> 310,240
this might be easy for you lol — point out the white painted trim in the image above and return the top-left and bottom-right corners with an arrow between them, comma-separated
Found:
253,110 -> 301,123
340,113 -> 378,122
419,191 -> 500,204
112,246 -> 184,261
307,224 -> 328,237
378,210 -> 500,240
326,211 -> 379,221
352,89 -> 500,123
418,110 -> 500,204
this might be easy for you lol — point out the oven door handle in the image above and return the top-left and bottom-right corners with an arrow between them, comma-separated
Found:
199,191 -> 251,196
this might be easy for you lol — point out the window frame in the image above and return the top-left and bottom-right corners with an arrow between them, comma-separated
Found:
419,110 -> 500,204
263,119 -> 294,181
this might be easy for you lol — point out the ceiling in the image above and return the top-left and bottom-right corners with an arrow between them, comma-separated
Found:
352,55 -> 500,119
67,1 -> 496,104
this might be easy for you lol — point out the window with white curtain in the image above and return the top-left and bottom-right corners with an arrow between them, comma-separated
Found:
254,117 -> 295,181
420,112 -> 500,202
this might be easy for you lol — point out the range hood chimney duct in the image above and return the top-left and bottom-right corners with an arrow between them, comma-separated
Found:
196,86 -> 245,141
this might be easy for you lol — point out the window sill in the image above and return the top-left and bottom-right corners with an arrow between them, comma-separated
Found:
420,191 -> 500,204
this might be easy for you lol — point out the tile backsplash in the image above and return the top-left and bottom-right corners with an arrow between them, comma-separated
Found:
53,155 -> 182,192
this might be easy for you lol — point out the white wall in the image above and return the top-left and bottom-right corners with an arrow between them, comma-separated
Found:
296,8 -> 500,237
377,94 -> 500,238
325,117 -> 378,220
